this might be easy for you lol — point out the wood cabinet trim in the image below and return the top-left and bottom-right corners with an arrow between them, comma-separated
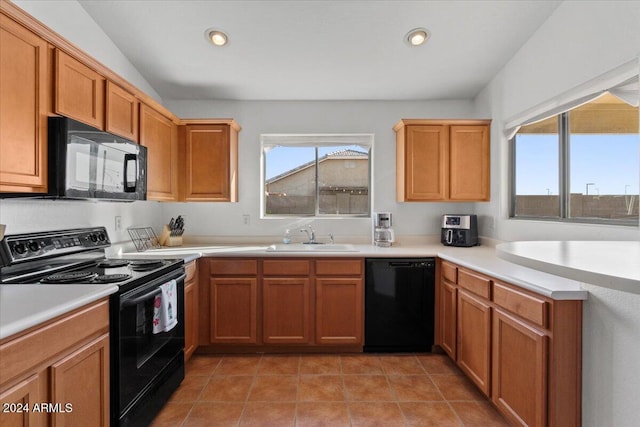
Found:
0,298 -> 109,388
441,261 -> 458,284
315,259 -> 363,276
263,259 -> 311,276
458,268 -> 491,299
209,259 -> 258,276
493,281 -> 548,328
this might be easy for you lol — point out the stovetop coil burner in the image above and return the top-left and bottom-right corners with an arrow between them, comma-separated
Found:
41,271 -> 98,284
97,259 -> 130,268
129,260 -> 165,271
94,274 -> 132,283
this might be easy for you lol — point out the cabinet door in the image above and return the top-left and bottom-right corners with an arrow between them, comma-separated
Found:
493,309 -> 547,427
402,125 -> 449,201
209,277 -> 257,344
315,277 -> 363,345
55,49 -> 104,129
449,125 -> 490,201
105,81 -> 138,141
50,333 -> 109,427
0,15 -> 49,193
0,373 -> 43,427
184,276 -> 199,362
183,124 -> 236,201
457,289 -> 491,395
263,278 -> 311,344
440,280 -> 457,359
140,104 -> 178,201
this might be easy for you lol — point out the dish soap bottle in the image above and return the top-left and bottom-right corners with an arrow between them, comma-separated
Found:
283,229 -> 292,244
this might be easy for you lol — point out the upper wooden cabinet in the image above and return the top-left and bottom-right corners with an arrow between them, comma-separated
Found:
394,119 -> 491,202
179,121 -> 240,202
0,14 -> 50,193
105,81 -> 138,141
140,103 -> 179,201
55,49 -> 105,129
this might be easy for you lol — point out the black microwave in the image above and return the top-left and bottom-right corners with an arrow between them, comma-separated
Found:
46,116 -> 147,201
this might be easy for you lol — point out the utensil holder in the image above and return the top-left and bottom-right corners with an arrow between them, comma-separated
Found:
158,225 -> 183,247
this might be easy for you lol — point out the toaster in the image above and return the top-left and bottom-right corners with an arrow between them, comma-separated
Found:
441,214 -> 478,247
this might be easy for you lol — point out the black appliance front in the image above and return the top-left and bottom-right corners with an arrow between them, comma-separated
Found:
47,116 -> 147,201
364,258 -> 436,352
111,268 -> 186,427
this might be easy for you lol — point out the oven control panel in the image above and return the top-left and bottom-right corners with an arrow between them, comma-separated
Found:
0,227 -> 110,265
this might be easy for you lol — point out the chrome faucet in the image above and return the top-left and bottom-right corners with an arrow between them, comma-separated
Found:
300,225 -> 316,244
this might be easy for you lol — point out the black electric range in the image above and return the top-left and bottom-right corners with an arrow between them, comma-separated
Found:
0,227 -> 186,427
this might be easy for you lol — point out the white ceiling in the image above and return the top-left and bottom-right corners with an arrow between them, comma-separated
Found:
78,0 -> 561,101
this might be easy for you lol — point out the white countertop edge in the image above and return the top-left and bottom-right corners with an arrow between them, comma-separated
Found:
496,245 -> 639,295
437,252 -> 588,300
0,285 -> 118,340
119,244 -> 587,300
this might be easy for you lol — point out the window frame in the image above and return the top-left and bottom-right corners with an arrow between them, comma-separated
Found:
509,112 -> 639,227
260,133 -> 374,219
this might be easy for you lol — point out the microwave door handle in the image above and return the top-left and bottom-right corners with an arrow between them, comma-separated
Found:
446,229 -> 453,244
123,153 -> 137,192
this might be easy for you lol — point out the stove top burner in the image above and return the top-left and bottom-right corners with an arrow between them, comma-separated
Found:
129,260 -> 165,271
41,271 -> 98,284
97,259 -> 130,268
94,273 -> 132,283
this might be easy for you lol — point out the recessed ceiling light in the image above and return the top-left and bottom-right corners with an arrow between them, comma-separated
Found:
405,28 -> 430,46
205,29 -> 228,46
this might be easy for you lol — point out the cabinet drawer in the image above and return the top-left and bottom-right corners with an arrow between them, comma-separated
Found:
263,259 -> 310,276
458,268 -> 491,299
209,259 -> 257,276
493,282 -> 548,328
185,260 -> 197,282
441,261 -> 458,283
315,259 -> 363,276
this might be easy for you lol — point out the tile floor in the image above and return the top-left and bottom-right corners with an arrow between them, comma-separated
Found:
152,353 -> 510,427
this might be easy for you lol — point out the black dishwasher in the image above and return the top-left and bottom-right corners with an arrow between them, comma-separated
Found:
364,258 -> 436,352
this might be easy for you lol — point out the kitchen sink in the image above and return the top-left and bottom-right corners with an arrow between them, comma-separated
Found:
266,243 -> 359,252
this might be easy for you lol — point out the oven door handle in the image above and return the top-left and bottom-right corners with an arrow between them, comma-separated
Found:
121,273 -> 186,307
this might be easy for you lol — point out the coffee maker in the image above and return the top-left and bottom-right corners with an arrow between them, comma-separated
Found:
373,212 -> 395,247
441,214 -> 479,247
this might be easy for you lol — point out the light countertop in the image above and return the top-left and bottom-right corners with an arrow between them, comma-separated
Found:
0,284 -> 118,340
496,241 -> 640,294
120,242 -> 588,300
3,241 -> 598,342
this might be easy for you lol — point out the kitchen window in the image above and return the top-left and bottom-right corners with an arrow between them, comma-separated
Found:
510,79 -> 639,225
261,134 -> 373,217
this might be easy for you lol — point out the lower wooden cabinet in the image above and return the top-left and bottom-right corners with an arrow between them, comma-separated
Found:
200,257 -> 364,351
0,374 -> 43,427
50,334 -> 110,426
209,277 -> 258,344
436,260 -> 582,427
263,277 -> 311,344
0,298 -> 110,427
493,308 -> 547,427
184,260 -> 199,362
315,277 -> 363,345
439,279 -> 457,359
457,289 -> 491,395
